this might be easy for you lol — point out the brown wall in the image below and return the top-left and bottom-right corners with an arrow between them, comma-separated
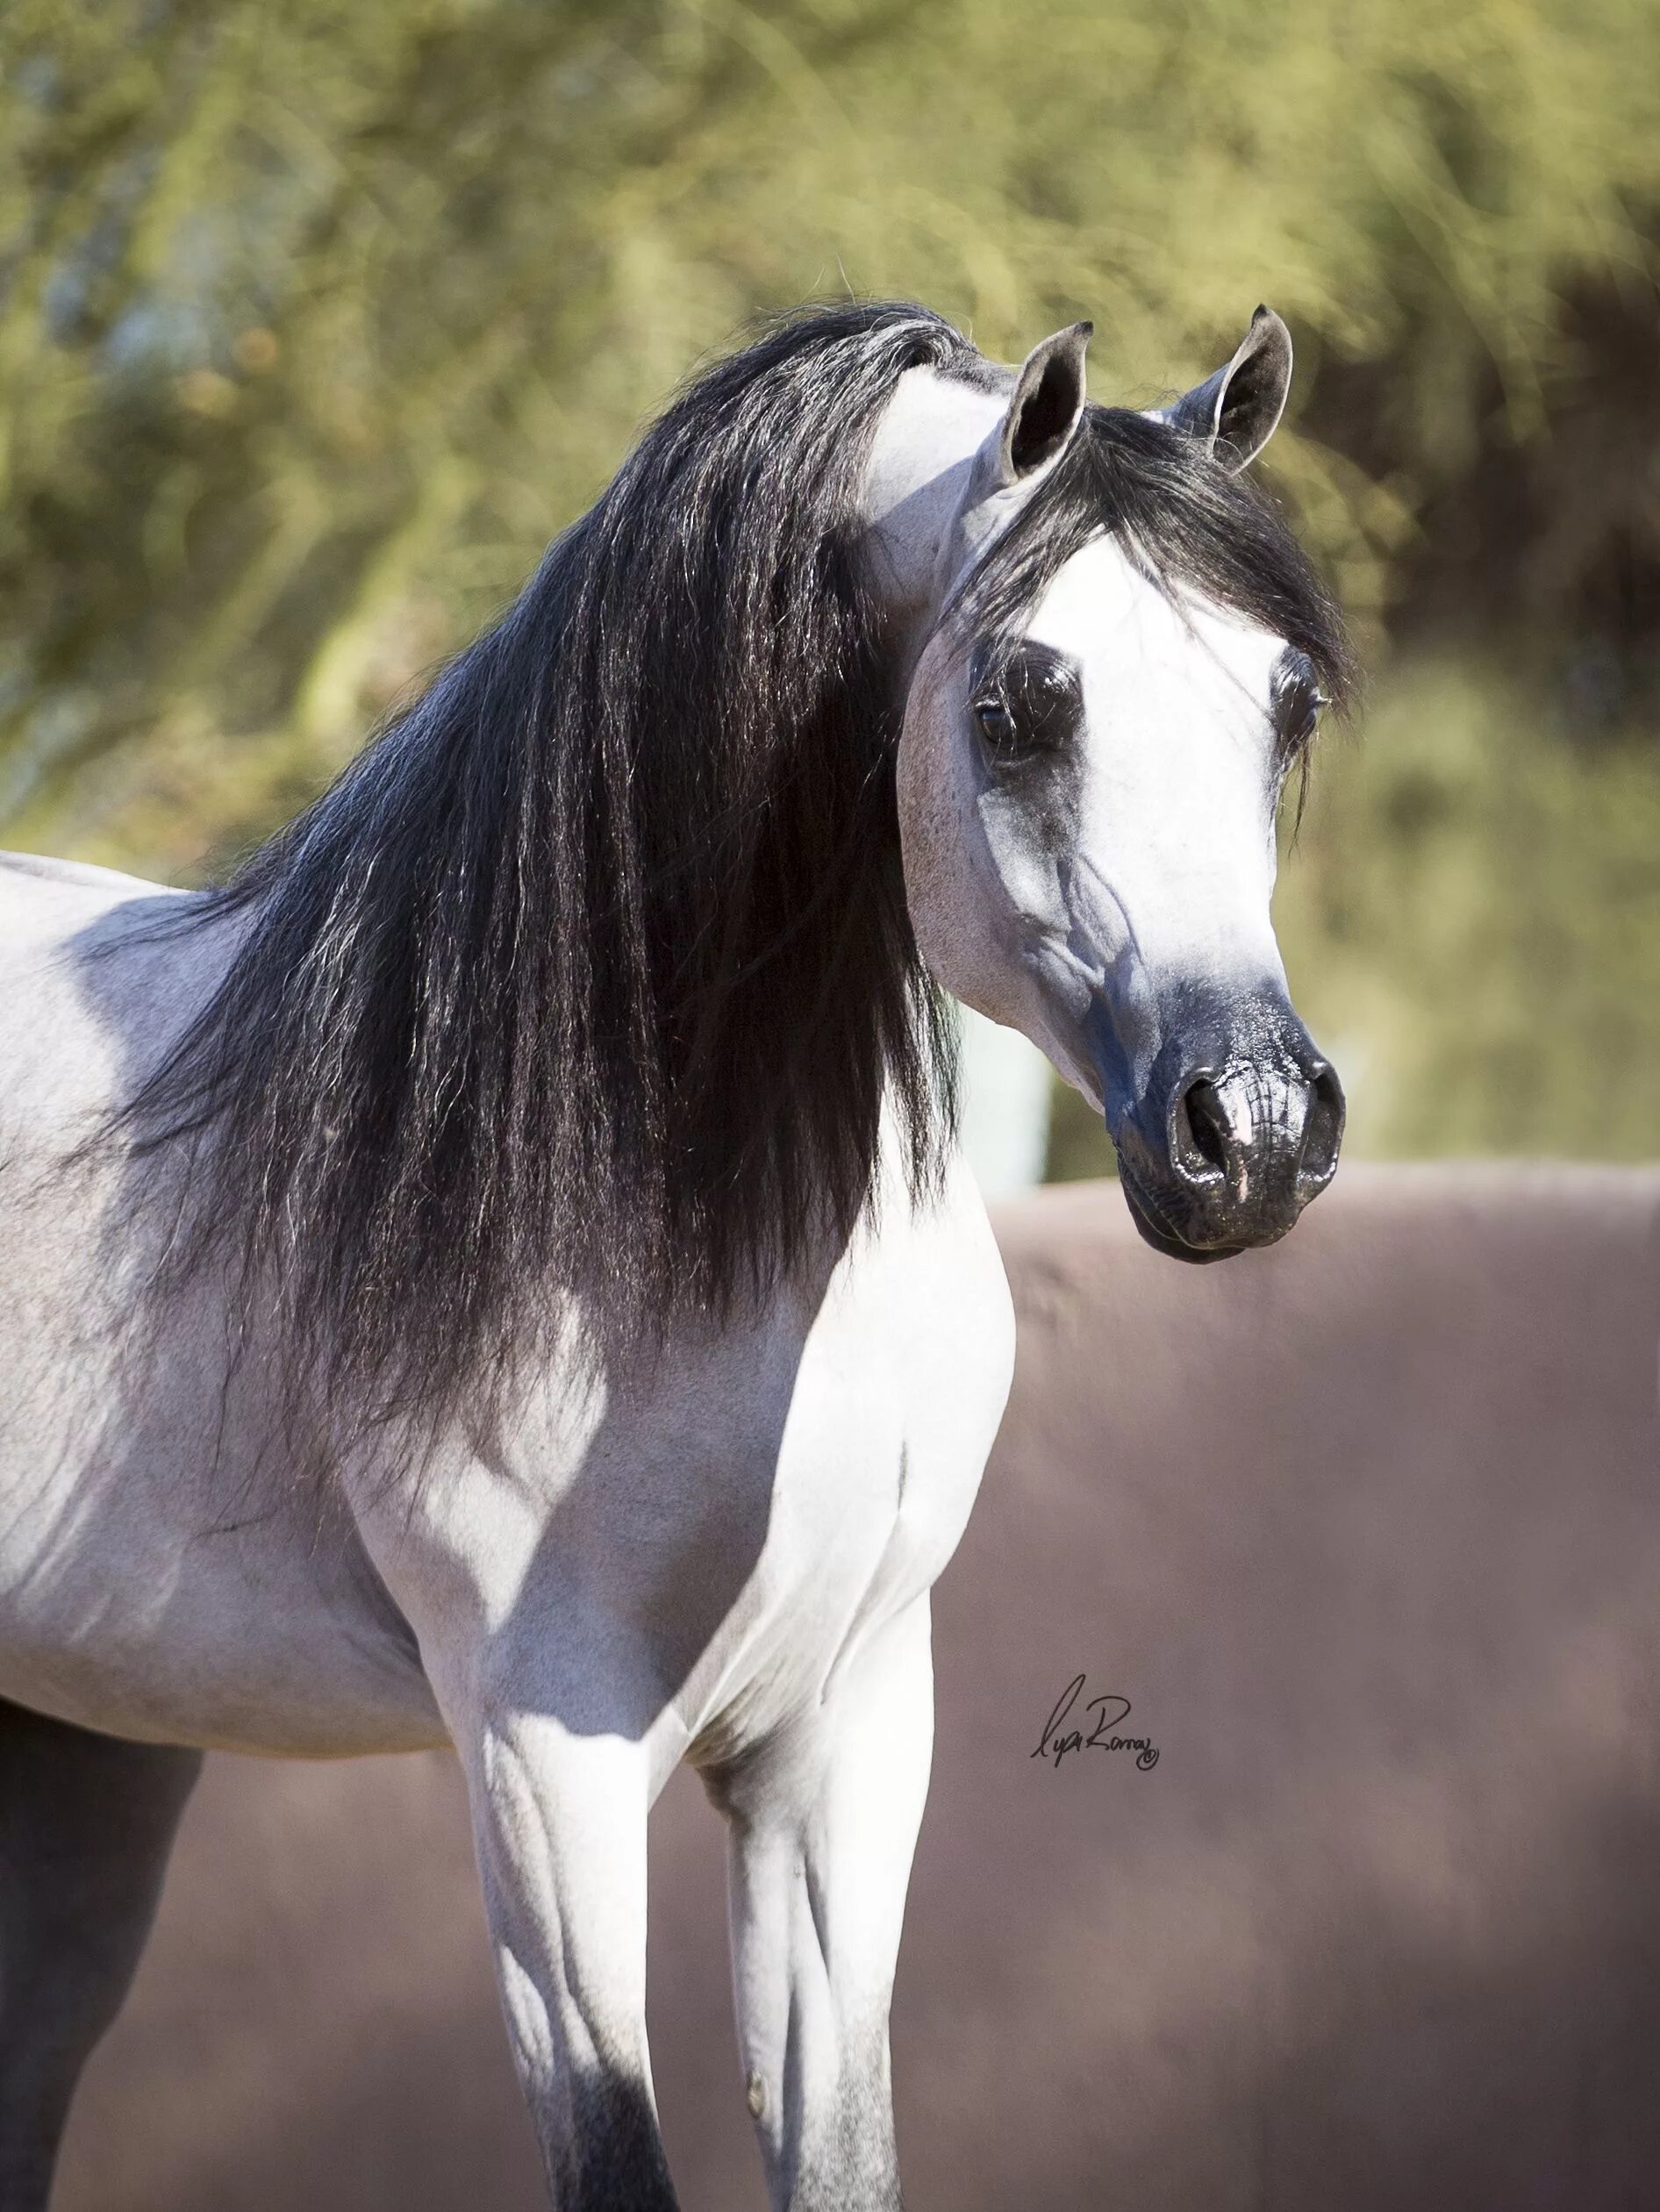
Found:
55,1165 -> 1660,2211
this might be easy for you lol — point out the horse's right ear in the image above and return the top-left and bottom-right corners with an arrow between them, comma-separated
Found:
995,321 -> 1092,487
1148,306 -> 1292,473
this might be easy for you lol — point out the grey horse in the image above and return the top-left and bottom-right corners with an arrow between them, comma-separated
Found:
0,299 -> 1349,2208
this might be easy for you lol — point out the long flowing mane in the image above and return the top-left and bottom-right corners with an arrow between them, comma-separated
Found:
114,304 -> 976,1428
109,299 -> 1352,1437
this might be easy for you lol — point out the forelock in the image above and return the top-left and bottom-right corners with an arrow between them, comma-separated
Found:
947,403 -> 1357,715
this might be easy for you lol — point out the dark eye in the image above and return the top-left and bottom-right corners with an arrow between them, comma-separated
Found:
972,691 -> 1020,751
1306,690 -> 1329,740
968,640 -> 1084,765
1285,692 -> 1325,748
1273,650 -> 1327,755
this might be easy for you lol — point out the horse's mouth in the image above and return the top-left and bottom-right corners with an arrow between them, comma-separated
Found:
1116,1158 -> 1249,1267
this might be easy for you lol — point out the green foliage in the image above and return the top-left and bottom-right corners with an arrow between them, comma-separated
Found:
1278,658 -> 1660,1159
0,0 -> 1656,1156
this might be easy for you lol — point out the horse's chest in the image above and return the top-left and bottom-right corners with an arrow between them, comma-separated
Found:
769,1387 -> 983,1617
683,1171 -> 1015,1745
358,1163 -> 1015,1765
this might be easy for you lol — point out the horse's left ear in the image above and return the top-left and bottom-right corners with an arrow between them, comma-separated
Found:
996,321 -> 1092,486
1150,305 -> 1292,473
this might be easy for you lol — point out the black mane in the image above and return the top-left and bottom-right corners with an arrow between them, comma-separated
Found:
111,300 -> 1351,1435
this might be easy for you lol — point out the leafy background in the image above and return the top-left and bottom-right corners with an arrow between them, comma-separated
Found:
3,0 -> 1656,1172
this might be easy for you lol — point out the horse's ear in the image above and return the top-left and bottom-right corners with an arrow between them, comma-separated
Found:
1149,306 -> 1292,473
997,321 -> 1092,485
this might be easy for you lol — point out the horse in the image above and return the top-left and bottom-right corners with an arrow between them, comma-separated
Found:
0,298 -> 1353,2211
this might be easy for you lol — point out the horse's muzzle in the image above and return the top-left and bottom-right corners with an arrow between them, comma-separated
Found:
1106,990 -> 1344,1263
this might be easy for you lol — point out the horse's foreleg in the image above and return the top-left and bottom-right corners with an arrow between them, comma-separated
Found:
454,1696 -> 677,2211
715,1593 -> 934,2212
0,1698 -> 202,2211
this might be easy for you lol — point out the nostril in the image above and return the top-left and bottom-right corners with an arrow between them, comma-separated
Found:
1179,1077 -> 1231,1177
1299,1063 -> 1345,1186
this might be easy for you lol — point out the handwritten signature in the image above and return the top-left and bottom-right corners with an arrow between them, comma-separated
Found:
1031,1674 -> 1160,1771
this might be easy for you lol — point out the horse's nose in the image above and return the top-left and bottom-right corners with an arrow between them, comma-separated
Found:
1102,986 -> 1345,1262
1168,1051 -> 1344,1214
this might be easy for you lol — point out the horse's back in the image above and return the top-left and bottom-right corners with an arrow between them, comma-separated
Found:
0,847 -> 168,891
0,852 -> 448,1758
0,850 -> 206,1131
0,848 -> 175,947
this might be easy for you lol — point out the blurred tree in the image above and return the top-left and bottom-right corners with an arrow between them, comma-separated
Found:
1,0 -> 1656,1156
1277,656 -> 1660,1160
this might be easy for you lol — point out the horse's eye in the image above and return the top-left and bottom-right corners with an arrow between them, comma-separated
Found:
968,641 -> 1082,762
1274,652 -> 1329,754
973,693 -> 1020,751
1288,691 -> 1328,748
